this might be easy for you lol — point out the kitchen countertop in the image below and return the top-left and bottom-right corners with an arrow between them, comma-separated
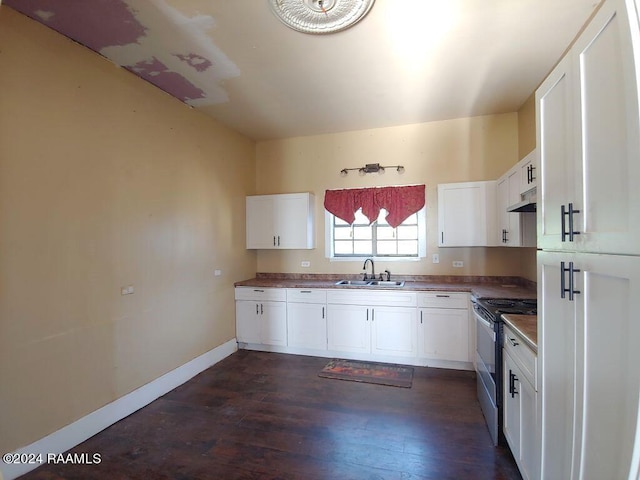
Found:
235,275 -> 537,300
502,314 -> 538,352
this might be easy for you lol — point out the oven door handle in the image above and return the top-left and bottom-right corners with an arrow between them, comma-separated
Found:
473,309 -> 496,341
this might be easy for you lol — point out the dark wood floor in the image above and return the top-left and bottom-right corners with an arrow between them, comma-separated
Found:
21,350 -> 521,480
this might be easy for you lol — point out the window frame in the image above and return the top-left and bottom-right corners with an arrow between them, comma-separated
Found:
324,207 -> 427,262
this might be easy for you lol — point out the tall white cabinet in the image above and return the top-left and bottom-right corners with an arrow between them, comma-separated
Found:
537,0 -> 640,255
536,0 -> 640,478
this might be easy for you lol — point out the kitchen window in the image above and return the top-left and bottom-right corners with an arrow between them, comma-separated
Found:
325,207 -> 426,260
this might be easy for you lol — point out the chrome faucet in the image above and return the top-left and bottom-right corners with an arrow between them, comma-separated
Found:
362,258 -> 375,280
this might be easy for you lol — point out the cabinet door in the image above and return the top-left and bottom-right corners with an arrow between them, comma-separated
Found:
539,251 -> 640,479
497,176 -> 510,245
418,308 -> 469,362
287,302 -> 327,350
246,193 -> 315,249
438,181 -> 497,247
261,301 -> 287,346
572,252 -> 640,479
236,301 -> 261,344
246,196 -> 277,249
536,54 -> 575,251
538,251 -> 579,480
327,304 -> 370,353
370,306 -> 417,358
276,194 -> 314,249
519,375 -> 539,480
503,350 -> 521,463
571,0 -> 640,256
519,149 -> 537,194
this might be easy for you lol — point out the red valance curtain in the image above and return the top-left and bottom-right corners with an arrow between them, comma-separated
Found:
324,184 -> 425,228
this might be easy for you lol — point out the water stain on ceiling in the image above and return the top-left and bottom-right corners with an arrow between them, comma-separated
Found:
6,0 -> 239,107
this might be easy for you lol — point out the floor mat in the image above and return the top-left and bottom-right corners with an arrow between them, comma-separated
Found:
318,359 -> 414,388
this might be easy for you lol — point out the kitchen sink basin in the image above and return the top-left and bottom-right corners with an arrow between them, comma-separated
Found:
335,280 -> 405,287
367,280 -> 405,287
335,280 -> 371,286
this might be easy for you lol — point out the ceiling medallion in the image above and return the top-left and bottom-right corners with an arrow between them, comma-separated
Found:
268,0 -> 375,34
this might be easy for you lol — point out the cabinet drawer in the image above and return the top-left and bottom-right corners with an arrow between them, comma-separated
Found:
417,292 -> 468,309
503,324 -> 537,389
327,290 -> 417,307
286,289 -> 327,303
235,287 -> 286,302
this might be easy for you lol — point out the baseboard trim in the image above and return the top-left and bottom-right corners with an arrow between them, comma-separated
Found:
1,339 -> 237,480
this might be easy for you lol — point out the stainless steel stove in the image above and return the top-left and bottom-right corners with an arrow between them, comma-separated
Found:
472,297 -> 537,445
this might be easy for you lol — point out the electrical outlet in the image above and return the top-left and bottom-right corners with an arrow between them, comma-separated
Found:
452,261 -> 464,268
301,261 -> 310,267
432,254 -> 440,264
214,269 -> 222,276
121,285 -> 134,295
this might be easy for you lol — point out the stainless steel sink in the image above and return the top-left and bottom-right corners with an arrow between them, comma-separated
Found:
335,280 -> 371,286
335,280 -> 405,287
367,280 -> 405,287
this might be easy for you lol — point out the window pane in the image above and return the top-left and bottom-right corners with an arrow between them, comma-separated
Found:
334,241 -> 354,255
397,240 -> 418,255
334,227 -> 352,240
353,209 -> 370,225
397,225 -> 418,240
403,213 -> 418,224
377,241 -> 397,255
377,226 -> 395,240
353,226 -> 372,240
353,241 -> 372,255
334,217 -> 350,226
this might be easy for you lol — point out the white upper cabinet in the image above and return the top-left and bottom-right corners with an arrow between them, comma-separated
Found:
246,193 -> 315,249
537,0 -> 640,255
438,181 -> 498,247
497,164 -> 536,247
519,149 -> 537,195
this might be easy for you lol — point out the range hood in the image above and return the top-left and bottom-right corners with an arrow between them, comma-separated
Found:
507,189 -> 537,213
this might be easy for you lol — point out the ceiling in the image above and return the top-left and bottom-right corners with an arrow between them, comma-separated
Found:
5,0 -> 600,140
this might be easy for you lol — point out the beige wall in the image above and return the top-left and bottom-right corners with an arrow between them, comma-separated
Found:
0,7 -> 256,454
518,93 -> 536,159
255,114 -> 533,277
517,93 -> 538,282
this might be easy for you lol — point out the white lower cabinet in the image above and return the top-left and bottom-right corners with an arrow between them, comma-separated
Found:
327,304 -> 370,354
235,287 -> 287,346
417,292 -> 471,363
287,303 -> 327,350
326,304 -> 417,358
236,300 -> 287,346
371,306 -> 417,358
418,307 -> 469,362
286,289 -> 327,350
326,290 -> 418,359
538,251 -> 640,480
503,325 -> 538,480
235,287 -> 472,368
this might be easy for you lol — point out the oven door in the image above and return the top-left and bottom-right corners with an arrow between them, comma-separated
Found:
475,310 -> 496,384
474,307 -> 498,445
